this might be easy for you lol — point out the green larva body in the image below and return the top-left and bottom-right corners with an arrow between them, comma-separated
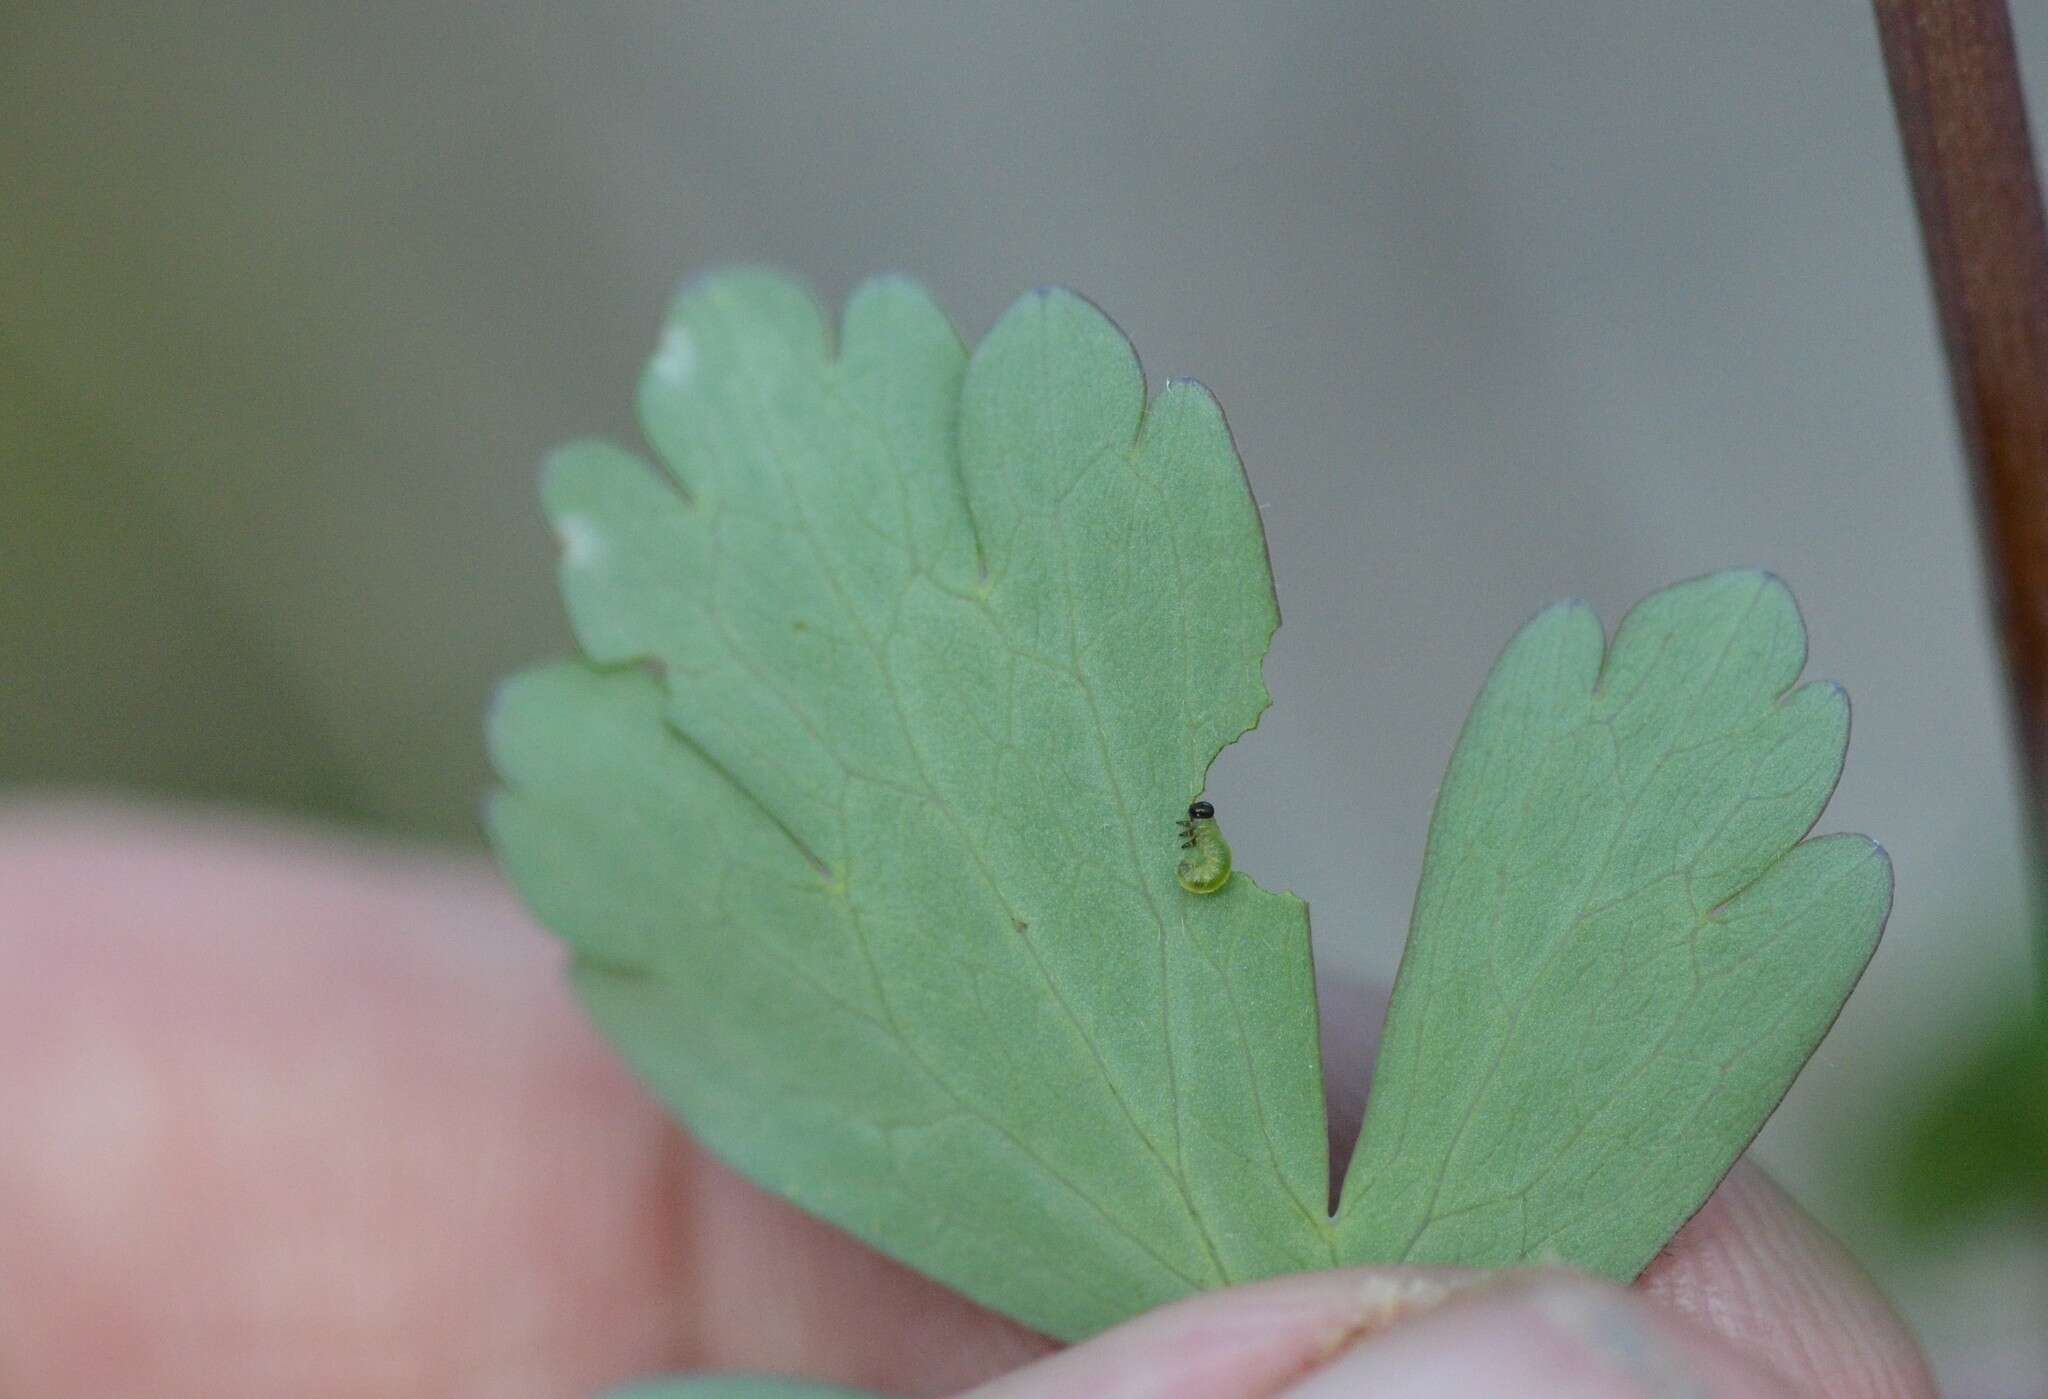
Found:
1176,802 -> 1232,894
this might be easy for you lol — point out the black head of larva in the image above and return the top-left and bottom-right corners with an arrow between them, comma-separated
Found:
1188,800 -> 1215,821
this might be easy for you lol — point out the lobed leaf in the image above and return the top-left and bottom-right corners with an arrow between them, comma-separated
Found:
491,272 -> 1327,1341
488,272 -> 1889,1346
1334,573 -> 1889,1275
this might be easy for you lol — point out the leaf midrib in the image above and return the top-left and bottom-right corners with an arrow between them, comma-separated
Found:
691,325 -> 1245,1288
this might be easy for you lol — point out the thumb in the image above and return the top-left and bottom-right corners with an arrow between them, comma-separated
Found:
963,1268 -> 1473,1399
1273,1271 -> 1797,1398
968,1268 -> 1799,1399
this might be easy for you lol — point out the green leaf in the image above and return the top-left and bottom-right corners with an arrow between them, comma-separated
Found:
1333,573 -> 1890,1273
491,271 -> 1326,1340
488,271 -> 1888,1343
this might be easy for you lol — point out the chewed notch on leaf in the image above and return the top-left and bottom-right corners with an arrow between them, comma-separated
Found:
487,269 -> 1888,1344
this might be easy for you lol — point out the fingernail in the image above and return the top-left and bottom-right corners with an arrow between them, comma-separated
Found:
963,1268 -> 1477,1399
1274,1273 -> 1477,1378
1278,1272 -> 1800,1398
1337,1272 -> 1467,1345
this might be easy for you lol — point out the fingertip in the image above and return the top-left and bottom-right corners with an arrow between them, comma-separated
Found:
0,801 -> 695,1395
1279,1270 -> 1800,1398
1639,1162 -> 1938,1399
966,1269 -> 1476,1399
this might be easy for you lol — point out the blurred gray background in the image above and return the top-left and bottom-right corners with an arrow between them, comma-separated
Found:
5,3 -> 2042,1386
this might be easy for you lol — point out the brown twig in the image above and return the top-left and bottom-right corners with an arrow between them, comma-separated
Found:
1875,0 -> 2048,959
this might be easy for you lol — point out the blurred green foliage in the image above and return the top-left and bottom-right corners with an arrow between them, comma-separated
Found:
1900,1006 -> 2048,1228
1,410 -> 372,825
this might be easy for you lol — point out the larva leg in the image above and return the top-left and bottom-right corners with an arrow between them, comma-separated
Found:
1175,815 -> 1232,894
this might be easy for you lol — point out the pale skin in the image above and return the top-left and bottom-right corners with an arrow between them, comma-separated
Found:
0,802 -> 1939,1398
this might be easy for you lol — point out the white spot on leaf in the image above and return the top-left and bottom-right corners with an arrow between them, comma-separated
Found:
651,326 -> 697,387
556,513 -> 604,569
